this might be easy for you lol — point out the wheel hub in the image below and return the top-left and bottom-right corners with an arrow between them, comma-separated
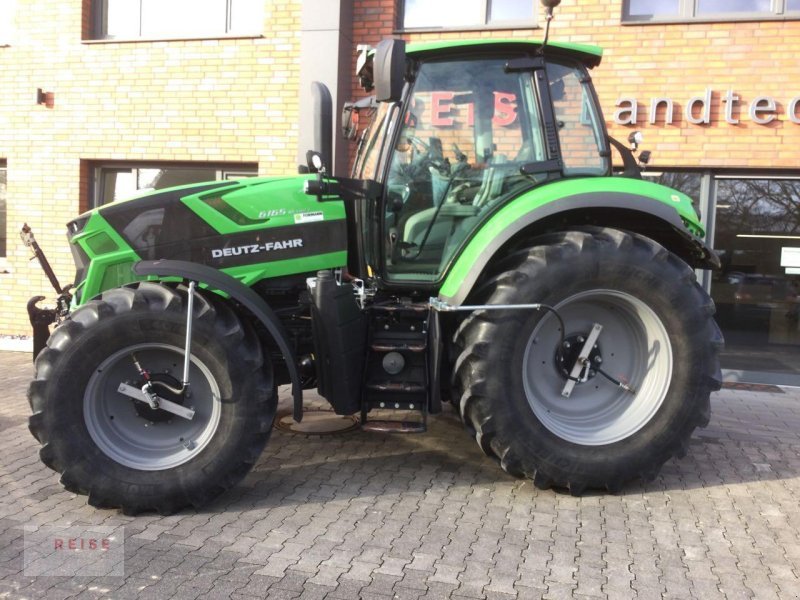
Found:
131,372 -> 185,422
554,333 -> 603,383
523,289 -> 673,446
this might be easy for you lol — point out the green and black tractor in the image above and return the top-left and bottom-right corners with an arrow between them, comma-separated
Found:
23,3 -> 722,514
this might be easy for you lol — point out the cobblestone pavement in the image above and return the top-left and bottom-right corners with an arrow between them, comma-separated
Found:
1,350 -> 800,599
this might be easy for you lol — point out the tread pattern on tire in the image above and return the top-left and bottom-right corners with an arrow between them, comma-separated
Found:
452,227 -> 723,494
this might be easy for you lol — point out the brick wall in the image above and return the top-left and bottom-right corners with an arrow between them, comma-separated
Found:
348,1 -> 800,172
0,0 -> 302,337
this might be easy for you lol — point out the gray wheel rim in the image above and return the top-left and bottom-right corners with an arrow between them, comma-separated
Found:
522,290 -> 673,446
84,343 -> 221,470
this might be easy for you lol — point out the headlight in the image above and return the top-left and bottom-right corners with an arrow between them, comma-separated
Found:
67,215 -> 90,237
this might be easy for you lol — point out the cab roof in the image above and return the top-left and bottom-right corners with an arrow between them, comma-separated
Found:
405,39 -> 603,68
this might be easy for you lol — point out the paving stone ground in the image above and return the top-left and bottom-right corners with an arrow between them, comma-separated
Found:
1,350 -> 800,599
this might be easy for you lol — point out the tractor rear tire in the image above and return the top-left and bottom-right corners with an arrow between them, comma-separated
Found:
28,282 -> 275,515
453,228 -> 722,494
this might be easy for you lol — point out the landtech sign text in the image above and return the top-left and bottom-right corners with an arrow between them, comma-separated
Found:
613,88 -> 800,125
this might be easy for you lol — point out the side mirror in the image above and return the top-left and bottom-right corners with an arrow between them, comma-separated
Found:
341,102 -> 357,140
356,44 -> 373,92
374,39 -> 406,103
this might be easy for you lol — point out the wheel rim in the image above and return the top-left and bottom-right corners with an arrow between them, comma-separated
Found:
84,343 -> 221,470
522,289 -> 673,446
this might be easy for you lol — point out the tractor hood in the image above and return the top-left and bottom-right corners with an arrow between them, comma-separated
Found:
67,176 -> 348,302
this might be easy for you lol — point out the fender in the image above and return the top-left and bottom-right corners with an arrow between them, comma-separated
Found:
438,178 -> 720,306
132,259 -> 304,422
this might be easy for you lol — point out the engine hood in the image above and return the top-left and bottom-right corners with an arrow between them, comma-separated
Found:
69,175 -> 346,269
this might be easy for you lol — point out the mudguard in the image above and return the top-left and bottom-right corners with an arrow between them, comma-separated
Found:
438,178 -> 720,306
132,259 -> 304,421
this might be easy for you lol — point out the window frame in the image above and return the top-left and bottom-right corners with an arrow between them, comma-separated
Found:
622,0 -> 800,24
0,160 -> 7,262
90,0 -> 264,42
398,0 -> 538,32
90,161 -> 258,208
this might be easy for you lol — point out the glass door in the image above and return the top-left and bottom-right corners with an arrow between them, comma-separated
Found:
710,178 -> 800,378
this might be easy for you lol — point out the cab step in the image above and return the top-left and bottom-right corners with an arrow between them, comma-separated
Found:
361,301 -> 431,433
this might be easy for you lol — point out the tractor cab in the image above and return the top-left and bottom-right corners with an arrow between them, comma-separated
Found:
342,39 -> 611,285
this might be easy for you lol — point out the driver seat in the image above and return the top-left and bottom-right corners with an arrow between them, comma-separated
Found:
401,154 -> 508,247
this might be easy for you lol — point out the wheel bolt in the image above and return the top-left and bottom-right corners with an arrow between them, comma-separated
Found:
594,356 -> 603,364
563,341 -> 571,349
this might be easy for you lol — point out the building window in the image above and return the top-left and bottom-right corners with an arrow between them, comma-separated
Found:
92,0 -> 263,40
92,163 -> 257,207
0,162 -> 6,259
624,0 -> 800,22
401,0 -> 536,30
0,0 -> 15,46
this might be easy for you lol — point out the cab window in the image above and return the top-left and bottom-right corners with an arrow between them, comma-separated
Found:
383,57 -> 546,282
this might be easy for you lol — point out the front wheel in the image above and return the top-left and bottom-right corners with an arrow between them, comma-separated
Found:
453,228 -> 723,494
28,282 -> 276,514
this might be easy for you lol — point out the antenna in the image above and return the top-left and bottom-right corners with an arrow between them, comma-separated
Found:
540,0 -> 561,48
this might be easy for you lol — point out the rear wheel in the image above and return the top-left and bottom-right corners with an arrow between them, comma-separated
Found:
453,228 -> 722,493
28,282 -> 276,514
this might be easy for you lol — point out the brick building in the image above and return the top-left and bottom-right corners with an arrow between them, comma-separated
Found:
1,0 -> 799,383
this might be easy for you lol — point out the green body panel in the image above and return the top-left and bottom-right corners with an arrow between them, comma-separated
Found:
70,176 -> 348,305
71,212 -> 143,303
438,177 -> 703,300
181,175 -> 346,235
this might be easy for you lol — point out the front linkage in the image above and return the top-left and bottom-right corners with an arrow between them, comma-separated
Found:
20,224 -> 72,360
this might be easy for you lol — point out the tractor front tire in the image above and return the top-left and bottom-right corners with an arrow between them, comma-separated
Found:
453,228 -> 722,494
28,282 -> 276,515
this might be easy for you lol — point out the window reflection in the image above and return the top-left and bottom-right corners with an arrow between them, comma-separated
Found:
697,0 -> 771,13
489,0 -> 534,22
712,178 -> 800,375
403,0 -> 484,28
384,57 -> 545,281
403,0 -> 534,28
627,0 -> 679,17
94,164 -> 256,206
